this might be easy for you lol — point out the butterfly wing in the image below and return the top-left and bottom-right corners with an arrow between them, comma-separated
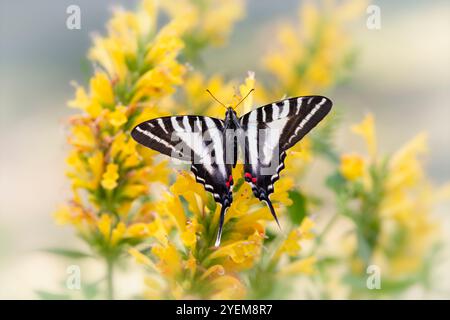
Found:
131,116 -> 233,246
239,96 -> 332,224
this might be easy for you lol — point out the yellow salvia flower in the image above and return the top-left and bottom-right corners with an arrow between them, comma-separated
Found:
279,256 -> 316,276
108,105 -> 128,128
69,124 -> 96,150
98,214 -> 112,240
111,222 -> 126,245
351,113 -> 377,159
340,153 -> 365,181
90,72 -> 115,106
101,163 -> 119,190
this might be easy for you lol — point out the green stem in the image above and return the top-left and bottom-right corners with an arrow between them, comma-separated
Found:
106,257 -> 114,300
309,212 -> 339,256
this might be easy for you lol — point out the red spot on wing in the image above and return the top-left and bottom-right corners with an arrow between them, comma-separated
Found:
226,175 -> 233,188
245,172 -> 257,184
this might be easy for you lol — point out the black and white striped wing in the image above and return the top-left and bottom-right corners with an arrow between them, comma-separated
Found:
240,96 -> 332,224
131,116 -> 233,246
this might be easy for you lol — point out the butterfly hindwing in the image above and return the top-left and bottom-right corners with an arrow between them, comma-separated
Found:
240,96 -> 332,224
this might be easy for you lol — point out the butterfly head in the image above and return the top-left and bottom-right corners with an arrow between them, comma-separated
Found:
225,107 -> 241,129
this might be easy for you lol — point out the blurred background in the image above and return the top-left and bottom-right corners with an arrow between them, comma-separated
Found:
0,0 -> 449,299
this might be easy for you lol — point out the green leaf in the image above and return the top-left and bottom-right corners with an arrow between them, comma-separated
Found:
42,248 -> 92,259
326,171 -> 346,192
35,290 -> 70,300
232,178 -> 245,192
287,190 -> 307,226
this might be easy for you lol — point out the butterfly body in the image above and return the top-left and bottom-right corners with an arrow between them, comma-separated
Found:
131,95 -> 332,246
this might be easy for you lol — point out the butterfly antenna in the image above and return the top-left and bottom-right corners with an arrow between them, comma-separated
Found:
214,204 -> 228,247
263,196 -> 281,230
206,89 -> 227,110
234,88 -> 255,109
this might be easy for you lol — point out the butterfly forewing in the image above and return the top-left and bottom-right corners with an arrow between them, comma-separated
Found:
131,115 -> 234,246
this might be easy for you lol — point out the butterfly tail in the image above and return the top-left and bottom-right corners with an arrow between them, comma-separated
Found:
262,196 -> 281,230
214,203 -> 229,247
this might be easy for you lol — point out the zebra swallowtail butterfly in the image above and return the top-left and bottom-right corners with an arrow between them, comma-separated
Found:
131,94 -> 332,246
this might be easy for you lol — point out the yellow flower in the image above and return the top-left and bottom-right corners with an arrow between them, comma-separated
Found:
68,85 -> 90,111
152,244 -> 182,277
111,222 -> 126,245
340,153 -> 365,181
126,223 -> 154,238
180,219 -> 198,249
129,248 -> 157,270
97,214 -> 112,240
210,275 -> 246,300
53,205 -> 73,225
90,72 -> 115,106
276,217 -> 315,257
69,124 -> 96,150
238,71 -> 255,114
387,133 -> 427,189
108,105 -> 128,128
87,150 -> 104,189
101,163 -> 119,190
279,256 -> 316,276
351,113 -> 377,158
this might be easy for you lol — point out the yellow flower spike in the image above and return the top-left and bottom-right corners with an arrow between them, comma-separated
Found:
210,275 -> 246,300
108,105 -> 128,128
387,132 -> 427,189
202,0 -> 244,46
97,214 -> 112,240
299,217 -> 315,239
89,32 -> 128,81
145,160 -> 171,185
90,72 -> 115,106
144,274 -> 164,293
340,153 -> 365,181
279,256 -> 316,276
123,152 -> 141,169
129,248 -> 157,271
351,113 -> 377,159
110,132 -> 127,160
280,231 -> 303,257
185,253 -> 197,275
69,124 -> 96,150
238,71 -> 255,114
180,218 -> 198,249
101,163 -> 119,190
122,184 -> 148,198
151,243 -> 182,277
67,85 -> 90,111
149,218 -> 170,245
66,150 -> 85,173
208,232 -> 263,270
156,193 -> 186,233
111,222 -> 126,245
126,222 -> 153,238
53,205 -> 73,225
170,171 -> 208,217
201,265 -> 226,281
87,151 -> 104,189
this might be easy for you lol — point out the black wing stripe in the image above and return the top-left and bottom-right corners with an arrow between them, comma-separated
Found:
282,96 -> 331,150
